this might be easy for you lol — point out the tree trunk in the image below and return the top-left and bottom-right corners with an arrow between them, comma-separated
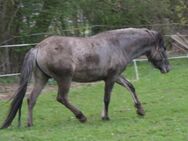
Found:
0,0 -> 20,74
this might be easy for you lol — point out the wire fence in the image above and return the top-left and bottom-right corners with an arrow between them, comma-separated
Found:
1,55 -> 188,81
0,24 -> 188,80
133,55 -> 188,81
0,43 -> 188,81
1,23 -> 188,45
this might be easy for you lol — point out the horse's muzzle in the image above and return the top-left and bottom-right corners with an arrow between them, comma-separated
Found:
161,65 -> 171,73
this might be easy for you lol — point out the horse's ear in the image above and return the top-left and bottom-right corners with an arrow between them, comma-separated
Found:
156,32 -> 165,49
156,32 -> 163,41
145,29 -> 156,38
144,29 -> 151,34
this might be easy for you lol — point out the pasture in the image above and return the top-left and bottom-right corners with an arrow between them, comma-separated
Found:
0,59 -> 188,141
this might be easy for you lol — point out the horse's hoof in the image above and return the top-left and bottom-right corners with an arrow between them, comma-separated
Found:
137,108 -> 145,116
135,103 -> 145,116
76,113 -> 87,123
79,116 -> 87,123
101,116 -> 110,121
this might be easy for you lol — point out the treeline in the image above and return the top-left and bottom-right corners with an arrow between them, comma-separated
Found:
0,0 -> 188,74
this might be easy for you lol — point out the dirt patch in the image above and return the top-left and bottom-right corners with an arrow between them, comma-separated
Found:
0,82 -> 96,100
0,83 -> 58,100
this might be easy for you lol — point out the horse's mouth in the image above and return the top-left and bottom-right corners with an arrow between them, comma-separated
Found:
160,66 -> 171,73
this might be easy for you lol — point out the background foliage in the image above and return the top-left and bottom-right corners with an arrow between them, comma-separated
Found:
0,0 -> 188,73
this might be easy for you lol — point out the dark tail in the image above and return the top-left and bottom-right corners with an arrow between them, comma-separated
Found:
1,48 -> 37,129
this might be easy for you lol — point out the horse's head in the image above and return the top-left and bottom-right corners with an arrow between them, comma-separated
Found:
146,32 -> 170,73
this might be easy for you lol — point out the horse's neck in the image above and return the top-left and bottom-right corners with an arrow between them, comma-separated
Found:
119,36 -> 154,60
129,44 -> 152,60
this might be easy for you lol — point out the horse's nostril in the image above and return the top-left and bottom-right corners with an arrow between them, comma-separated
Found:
167,65 -> 171,72
161,66 -> 170,73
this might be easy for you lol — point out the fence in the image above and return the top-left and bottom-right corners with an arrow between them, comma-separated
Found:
0,23 -> 188,80
0,23 -> 187,71
133,55 -> 188,81
0,43 -> 36,78
0,43 -> 188,80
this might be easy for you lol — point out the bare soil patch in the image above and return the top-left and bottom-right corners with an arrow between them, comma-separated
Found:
0,83 -> 58,100
0,82 -> 95,100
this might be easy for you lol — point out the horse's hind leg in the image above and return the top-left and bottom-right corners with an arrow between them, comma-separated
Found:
27,69 -> 49,127
116,75 -> 145,116
56,78 -> 87,123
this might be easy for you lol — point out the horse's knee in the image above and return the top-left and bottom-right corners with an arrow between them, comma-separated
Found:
56,96 -> 67,105
104,97 -> 109,102
56,96 -> 63,103
56,96 -> 61,103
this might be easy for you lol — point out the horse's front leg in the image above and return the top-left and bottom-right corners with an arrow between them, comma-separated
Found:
101,80 -> 115,120
116,75 -> 145,116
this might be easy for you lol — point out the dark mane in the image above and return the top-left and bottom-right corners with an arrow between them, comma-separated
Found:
91,28 -> 149,38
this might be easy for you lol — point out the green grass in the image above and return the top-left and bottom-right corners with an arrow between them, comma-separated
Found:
0,59 -> 188,141
0,76 -> 19,84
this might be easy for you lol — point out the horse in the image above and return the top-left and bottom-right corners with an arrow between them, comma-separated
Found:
0,28 -> 170,129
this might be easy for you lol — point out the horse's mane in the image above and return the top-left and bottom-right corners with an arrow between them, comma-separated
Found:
91,28 -> 150,39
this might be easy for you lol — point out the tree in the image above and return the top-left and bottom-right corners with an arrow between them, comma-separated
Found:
0,0 -> 21,73
0,0 -> 187,74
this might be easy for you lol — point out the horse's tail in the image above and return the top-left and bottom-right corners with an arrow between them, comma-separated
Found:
1,48 -> 37,129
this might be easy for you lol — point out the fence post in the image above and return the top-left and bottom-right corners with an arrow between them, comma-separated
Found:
133,60 -> 139,81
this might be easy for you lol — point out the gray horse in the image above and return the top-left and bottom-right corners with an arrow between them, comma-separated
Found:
1,28 -> 170,129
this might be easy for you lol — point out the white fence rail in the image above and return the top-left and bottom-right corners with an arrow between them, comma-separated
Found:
0,43 -> 188,80
0,43 -> 37,48
1,55 -> 188,80
0,73 -> 20,78
133,55 -> 188,80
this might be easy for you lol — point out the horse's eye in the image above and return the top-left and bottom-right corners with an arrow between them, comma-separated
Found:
163,47 -> 166,51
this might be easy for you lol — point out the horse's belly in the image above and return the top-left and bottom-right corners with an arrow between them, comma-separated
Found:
72,69 -> 105,82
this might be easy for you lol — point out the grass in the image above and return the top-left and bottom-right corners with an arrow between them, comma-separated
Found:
0,76 -> 19,84
0,59 -> 188,141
